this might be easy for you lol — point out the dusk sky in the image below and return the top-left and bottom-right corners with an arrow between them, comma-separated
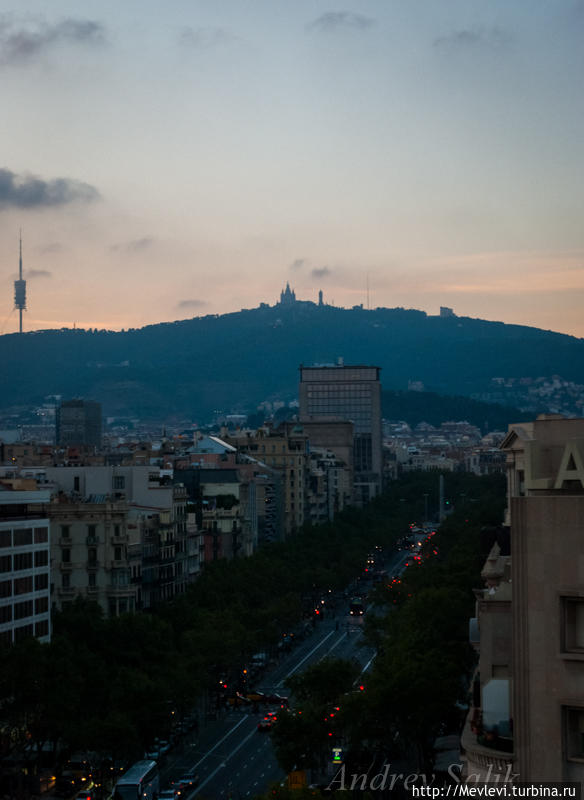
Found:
1,1 -> 583,336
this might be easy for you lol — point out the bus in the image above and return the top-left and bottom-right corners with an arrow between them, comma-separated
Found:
349,597 -> 365,616
113,761 -> 159,800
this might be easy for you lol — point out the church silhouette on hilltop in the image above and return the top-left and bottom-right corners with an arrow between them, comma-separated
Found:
279,282 -> 296,306
277,283 -> 324,307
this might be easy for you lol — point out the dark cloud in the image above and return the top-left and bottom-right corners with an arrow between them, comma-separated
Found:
290,258 -> 305,271
0,17 -> 106,66
26,269 -> 52,279
307,12 -> 375,34
433,27 -> 512,51
37,242 -> 63,254
0,168 -> 99,210
312,267 -> 332,279
177,299 -> 208,309
110,238 -> 154,253
179,26 -> 236,49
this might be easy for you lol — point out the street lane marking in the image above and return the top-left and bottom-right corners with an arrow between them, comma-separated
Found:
192,727 -> 257,796
189,715 -> 249,770
281,629 -> 336,682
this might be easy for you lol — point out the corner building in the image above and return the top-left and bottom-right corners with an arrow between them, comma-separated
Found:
299,365 -> 382,505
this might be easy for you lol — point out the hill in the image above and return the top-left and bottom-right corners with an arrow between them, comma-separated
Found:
1,302 -> 582,420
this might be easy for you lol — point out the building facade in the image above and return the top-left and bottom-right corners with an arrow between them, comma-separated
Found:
464,415 -> 584,783
0,481 -> 51,646
298,364 -> 382,505
56,400 -> 102,449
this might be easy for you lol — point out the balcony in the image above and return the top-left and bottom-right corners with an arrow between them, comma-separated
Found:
59,537 -> 72,547
461,711 -> 514,781
86,535 -> 99,546
107,585 -> 135,597
57,586 -> 75,597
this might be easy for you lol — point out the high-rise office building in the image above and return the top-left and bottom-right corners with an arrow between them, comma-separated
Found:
298,364 -> 382,505
56,400 -> 102,449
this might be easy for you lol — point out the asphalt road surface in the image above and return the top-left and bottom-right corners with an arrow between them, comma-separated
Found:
161,550 -> 410,799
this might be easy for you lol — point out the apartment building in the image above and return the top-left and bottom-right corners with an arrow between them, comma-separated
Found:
0,480 -> 51,646
463,415 -> 584,782
227,426 -> 309,536
50,495 -> 135,616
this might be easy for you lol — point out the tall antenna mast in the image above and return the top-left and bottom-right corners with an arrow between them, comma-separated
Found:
14,230 -> 27,334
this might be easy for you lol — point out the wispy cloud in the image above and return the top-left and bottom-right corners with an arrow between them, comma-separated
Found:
434,27 -> 512,51
110,237 -> 154,253
177,299 -> 208,309
26,268 -> 52,279
0,16 -> 106,66
307,12 -> 375,34
0,168 -> 99,210
179,26 -> 237,49
290,258 -> 305,271
312,266 -> 332,279
37,242 -> 63,254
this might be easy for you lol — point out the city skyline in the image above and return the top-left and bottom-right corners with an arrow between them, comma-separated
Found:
1,1 -> 583,336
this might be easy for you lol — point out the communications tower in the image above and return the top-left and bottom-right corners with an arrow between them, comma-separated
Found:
14,232 -> 26,334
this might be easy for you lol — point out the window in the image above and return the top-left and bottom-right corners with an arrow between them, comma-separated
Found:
0,605 -> 12,623
14,529 -> 32,547
35,573 -> 48,591
35,620 -> 49,637
34,551 -> 49,568
87,524 -> 97,538
62,548 -> 71,564
35,596 -> 49,614
565,707 -> 584,761
114,546 -> 122,561
88,573 -> 96,588
114,525 -> 121,537
73,476 -> 80,492
34,527 -> 48,543
88,548 -> 97,565
563,597 -> 584,653
61,525 -> 70,538
13,552 -> 33,571
0,555 -> 11,573
14,576 -> 33,595
0,580 -> 11,598
113,476 -> 125,490
14,600 -> 33,620
0,531 -> 11,548
62,574 -> 71,589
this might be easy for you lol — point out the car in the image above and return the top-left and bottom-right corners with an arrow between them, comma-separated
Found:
266,693 -> 289,707
157,740 -> 171,756
74,786 -> 96,800
257,716 -> 273,731
176,772 -> 199,790
159,790 -> 178,800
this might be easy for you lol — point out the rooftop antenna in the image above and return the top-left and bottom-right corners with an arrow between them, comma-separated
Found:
14,230 -> 27,334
